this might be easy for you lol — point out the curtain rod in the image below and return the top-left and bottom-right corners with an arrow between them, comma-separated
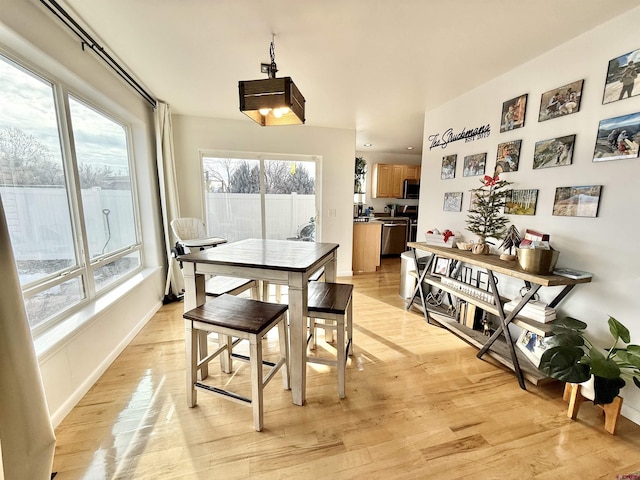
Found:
39,0 -> 157,109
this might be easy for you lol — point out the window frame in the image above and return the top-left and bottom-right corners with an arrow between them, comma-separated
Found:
0,49 -> 144,336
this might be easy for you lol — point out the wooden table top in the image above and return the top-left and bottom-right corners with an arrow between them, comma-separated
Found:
408,242 -> 592,287
179,238 -> 339,272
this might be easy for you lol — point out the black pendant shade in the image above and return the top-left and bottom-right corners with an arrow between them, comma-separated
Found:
238,76 -> 305,126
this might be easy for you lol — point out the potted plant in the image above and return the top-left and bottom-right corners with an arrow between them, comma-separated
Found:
539,316 -> 640,405
466,174 -> 512,254
354,156 -> 367,194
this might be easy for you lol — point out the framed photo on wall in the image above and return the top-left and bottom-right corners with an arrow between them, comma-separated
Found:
463,153 -> 486,177
593,112 -> 640,162
441,154 -> 457,179
552,185 -> 602,218
533,134 -> 575,169
505,189 -> 538,215
500,94 -> 527,132
602,47 -> 640,104
516,330 -> 551,367
443,192 -> 463,212
538,80 -> 584,122
495,140 -> 522,173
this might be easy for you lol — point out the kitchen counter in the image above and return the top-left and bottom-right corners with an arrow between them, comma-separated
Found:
352,221 -> 382,273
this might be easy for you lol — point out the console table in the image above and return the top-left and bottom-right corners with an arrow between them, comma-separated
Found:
406,242 -> 592,389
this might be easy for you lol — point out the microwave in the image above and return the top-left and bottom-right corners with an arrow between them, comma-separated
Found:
402,179 -> 420,199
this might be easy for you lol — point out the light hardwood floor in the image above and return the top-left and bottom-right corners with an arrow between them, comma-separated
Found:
52,258 -> 640,479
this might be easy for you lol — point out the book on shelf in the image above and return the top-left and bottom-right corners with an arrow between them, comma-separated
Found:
553,268 -> 593,280
519,229 -> 550,247
503,299 -> 556,323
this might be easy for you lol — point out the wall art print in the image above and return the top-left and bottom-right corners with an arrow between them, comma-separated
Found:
593,111 -> 640,162
495,140 -> 522,173
533,134 -> 575,169
500,94 -> 527,132
538,80 -> 584,122
552,185 -> 602,218
602,47 -> 640,104
463,153 -> 486,177
441,154 -> 457,179
443,192 -> 463,212
505,189 -> 538,215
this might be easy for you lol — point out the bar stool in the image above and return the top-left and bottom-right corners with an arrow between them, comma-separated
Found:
306,282 -> 354,398
183,294 -> 289,431
205,276 -> 258,298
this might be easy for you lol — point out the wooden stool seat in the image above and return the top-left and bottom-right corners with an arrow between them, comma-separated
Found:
205,276 -> 258,297
184,294 -> 289,431
307,282 -> 354,399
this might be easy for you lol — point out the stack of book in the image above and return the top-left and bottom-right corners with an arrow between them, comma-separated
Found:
503,299 -> 556,323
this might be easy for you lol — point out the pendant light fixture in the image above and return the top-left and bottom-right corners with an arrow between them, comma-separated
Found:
239,35 -> 306,126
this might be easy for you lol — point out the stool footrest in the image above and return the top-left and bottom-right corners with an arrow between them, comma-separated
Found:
232,352 -> 276,368
307,357 -> 337,367
195,382 -> 251,404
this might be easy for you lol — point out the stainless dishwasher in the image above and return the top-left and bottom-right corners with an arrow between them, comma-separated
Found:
380,219 -> 408,255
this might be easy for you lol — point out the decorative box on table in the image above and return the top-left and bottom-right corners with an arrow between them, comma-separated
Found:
424,232 -> 457,248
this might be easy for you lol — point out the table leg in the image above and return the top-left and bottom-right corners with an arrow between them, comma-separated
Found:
324,253 -> 337,282
288,273 -> 308,405
181,262 -> 209,379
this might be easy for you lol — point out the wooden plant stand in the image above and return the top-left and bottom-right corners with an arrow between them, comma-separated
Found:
563,382 -> 623,434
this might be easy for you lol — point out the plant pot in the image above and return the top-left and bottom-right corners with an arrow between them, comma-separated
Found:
572,374 -> 625,405
500,253 -> 516,261
472,242 -> 490,255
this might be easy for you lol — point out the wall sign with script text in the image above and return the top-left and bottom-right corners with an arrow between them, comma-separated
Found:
428,124 -> 491,150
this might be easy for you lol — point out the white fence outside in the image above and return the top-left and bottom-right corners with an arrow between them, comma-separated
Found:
1,188 -> 317,263
1,186 -> 136,261
204,192 -> 317,242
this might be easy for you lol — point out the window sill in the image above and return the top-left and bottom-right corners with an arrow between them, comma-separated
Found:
34,267 -> 161,360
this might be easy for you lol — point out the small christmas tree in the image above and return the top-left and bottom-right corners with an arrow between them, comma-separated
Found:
466,174 -> 512,244
499,225 -> 521,255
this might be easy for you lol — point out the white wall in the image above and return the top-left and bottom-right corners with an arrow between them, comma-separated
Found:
1,0 -> 165,426
172,114 -> 355,276
355,151 -> 422,214
419,9 -> 640,424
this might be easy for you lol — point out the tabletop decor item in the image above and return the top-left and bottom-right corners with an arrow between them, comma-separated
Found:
539,316 -> 640,405
498,225 -> 521,260
466,174 -> 512,254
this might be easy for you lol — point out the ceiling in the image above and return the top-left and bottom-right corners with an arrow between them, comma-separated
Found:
56,0 -> 640,155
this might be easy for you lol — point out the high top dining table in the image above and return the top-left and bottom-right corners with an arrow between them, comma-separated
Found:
179,238 -> 339,406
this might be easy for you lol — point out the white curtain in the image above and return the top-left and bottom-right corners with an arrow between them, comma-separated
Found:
0,196 -> 56,479
154,101 -> 184,298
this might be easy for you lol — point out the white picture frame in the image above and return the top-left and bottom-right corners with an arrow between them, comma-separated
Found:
516,329 -> 551,367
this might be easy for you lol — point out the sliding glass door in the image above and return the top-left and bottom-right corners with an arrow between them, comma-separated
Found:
201,153 -> 318,242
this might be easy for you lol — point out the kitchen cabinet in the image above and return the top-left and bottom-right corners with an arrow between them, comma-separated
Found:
403,164 -> 421,181
371,163 -> 421,198
352,221 -> 382,273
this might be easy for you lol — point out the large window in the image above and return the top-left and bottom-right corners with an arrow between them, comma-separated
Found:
0,54 -> 142,333
201,154 -> 318,242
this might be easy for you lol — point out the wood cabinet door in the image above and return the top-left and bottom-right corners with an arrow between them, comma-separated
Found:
390,164 -> 404,198
373,164 -> 392,198
403,165 -> 421,181
352,222 -> 381,272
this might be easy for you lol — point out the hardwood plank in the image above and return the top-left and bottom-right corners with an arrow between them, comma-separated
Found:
51,257 -> 640,480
